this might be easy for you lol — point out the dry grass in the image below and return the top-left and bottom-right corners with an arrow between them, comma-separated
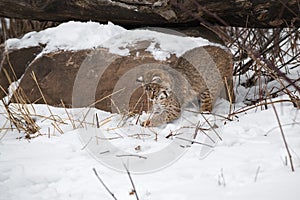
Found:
1,63 -> 40,137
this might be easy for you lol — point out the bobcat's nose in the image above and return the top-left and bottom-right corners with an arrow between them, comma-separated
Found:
144,84 -> 155,99
145,84 -> 151,91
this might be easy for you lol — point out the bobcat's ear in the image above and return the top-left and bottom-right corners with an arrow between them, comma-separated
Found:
136,76 -> 144,83
152,76 -> 162,83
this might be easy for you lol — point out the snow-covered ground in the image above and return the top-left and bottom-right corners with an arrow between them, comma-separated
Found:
1,21 -> 300,200
1,95 -> 299,200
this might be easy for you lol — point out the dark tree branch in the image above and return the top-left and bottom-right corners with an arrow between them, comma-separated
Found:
0,0 -> 299,28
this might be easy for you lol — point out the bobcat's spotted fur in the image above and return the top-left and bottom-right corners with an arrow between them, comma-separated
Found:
138,46 -> 234,127
141,83 -> 181,127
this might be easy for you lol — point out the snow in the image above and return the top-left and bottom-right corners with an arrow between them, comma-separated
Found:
1,21 -> 300,200
1,94 -> 300,200
5,21 -> 220,60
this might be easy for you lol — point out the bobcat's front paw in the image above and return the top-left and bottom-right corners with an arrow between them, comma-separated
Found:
140,118 -> 165,127
141,120 -> 151,127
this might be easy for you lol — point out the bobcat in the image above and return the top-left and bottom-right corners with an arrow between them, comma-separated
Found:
137,46 -> 234,127
140,82 -> 181,127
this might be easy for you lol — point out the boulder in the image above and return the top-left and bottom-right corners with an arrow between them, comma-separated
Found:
13,43 -> 233,114
0,45 -> 42,98
12,49 -> 92,106
12,46 -> 177,113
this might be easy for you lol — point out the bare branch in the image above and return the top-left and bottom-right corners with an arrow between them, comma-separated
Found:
268,97 -> 295,172
92,168 -> 118,200
123,164 -> 140,200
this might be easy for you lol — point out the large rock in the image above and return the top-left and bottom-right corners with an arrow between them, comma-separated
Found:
12,49 -> 92,106
12,46 -> 178,113
13,43 -> 233,114
0,45 -> 42,98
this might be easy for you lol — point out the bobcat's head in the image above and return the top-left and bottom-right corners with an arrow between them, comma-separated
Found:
136,69 -> 173,89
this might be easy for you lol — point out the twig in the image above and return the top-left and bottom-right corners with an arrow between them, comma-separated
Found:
191,121 -> 200,144
92,168 -> 118,200
201,114 -> 222,141
31,72 -> 57,122
51,122 -> 64,134
76,107 -> 92,129
116,154 -> 147,159
81,137 -> 93,150
128,133 -> 151,138
185,109 -> 233,121
0,119 -> 9,141
218,168 -> 226,187
269,97 -> 295,172
60,100 -> 76,129
123,164 -> 140,200
199,128 -> 216,144
95,136 -> 123,140
93,114 -> 115,128
99,150 -> 110,155
176,137 -> 214,148
229,99 -> 293,116
254,166 -> 260,182
96,113 -> 100,128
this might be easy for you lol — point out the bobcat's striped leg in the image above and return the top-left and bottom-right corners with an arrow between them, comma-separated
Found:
142,112 -> 168,127
142,103 -> 181,127
200,89 -> 213,112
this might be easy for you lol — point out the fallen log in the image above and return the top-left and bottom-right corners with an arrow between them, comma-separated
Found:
0,0 -> 299,28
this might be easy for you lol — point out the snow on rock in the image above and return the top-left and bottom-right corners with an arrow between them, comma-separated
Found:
5,21 -> 221,60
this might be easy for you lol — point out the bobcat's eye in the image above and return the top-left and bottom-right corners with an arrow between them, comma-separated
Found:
162,90 -> 170,98
136,76 -> 144,83
152,76 -> 161,83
